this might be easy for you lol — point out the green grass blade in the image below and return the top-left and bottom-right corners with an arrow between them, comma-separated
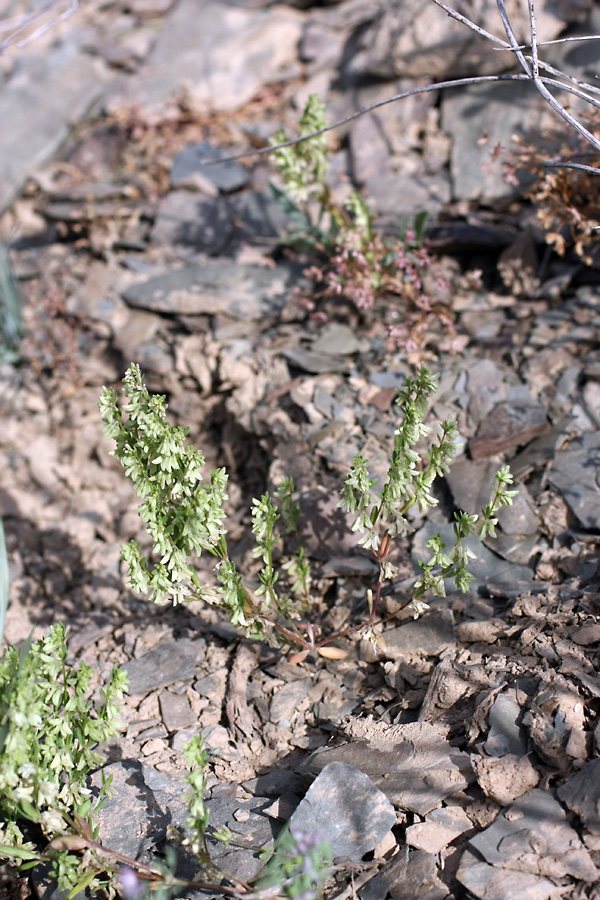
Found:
0,242 -> 24,364
0,516 -> 8,646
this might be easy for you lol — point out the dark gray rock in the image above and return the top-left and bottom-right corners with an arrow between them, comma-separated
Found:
151,191 -> 233,253
124,638 -> 201,694
381,849 -> 447,900
378,609 -> 455,659
122,260 -> 299,319
283,345 -> 352,374
557,758 -> 600,834
171,142 -> 250,193
229,188 -> 291,242
290,762 -> 396,860
547,431 -> 600,530
469,401 -> 549,460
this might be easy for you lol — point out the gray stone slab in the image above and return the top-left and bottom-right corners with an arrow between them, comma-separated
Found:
0,42 -> 110,212
151,191 -> 233,253
378,609 -> 455,659
547,431 -> 600,530
469,788 -> 596,882
171,142 -> 250,193
283,345 -> 352,374
484,691 -> 528,757
122,260 -> 299,319
457,847 -> 559,900
557,758 -> 600,835
124,638 -> 200,694
300,721 -> 472,816
106,0 -> 302,114
290,762 -> 396,860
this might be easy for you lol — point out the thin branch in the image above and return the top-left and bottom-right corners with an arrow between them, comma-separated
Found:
528,0 -> 539,79
495,34 -> 600,51
543,160 -> 600,175
205,73 -> 531,164
430,0 -> 509,47
496,0 -> 532,76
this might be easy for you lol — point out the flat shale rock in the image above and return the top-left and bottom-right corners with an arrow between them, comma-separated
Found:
108,0 -> 303,113
122,261 -> 299,319
290,761 -> 396,860
123,638 -> 201,694
557,758 -> 600,835
377,608 -> 455,659
381,849 -> 447,900
151,191 -> 233,253
469,401 -> 549,460
547,431 -> 600,530
469,788 -> 596,882
170,142 -> 250,193
301,719 -> 472,815
0,41 -> 110,213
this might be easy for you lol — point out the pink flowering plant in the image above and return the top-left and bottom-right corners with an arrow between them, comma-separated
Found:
271,96 -> 456,353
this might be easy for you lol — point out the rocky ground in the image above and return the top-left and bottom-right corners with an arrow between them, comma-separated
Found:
2,1 -> 600,899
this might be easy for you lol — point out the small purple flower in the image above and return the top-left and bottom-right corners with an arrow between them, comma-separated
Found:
118,866 -> 145,899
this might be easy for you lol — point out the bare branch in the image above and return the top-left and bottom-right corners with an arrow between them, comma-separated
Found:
496,0 -> 532,76
0,0 -> 78,54
429,0 -> 508,47
494,34 -> 600,52
543,160 -> 600,175
528,0 -> 539,79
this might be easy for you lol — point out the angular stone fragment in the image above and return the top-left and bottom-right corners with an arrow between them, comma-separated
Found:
557,758 -> 600,835
170,142 -> 250,193
457,848 -> 559,900
378,609 -> 455,659
469,402 -> 548,460
301,719 -> 472,815
122,261 -> 299,319
290,762 -> 396,860
406,805 -> 472,854
469,788 -> 596,882
151,191 -> 233,253
547,431 -> 600,530
124,639 -> 200,694
471,753 -> 539,806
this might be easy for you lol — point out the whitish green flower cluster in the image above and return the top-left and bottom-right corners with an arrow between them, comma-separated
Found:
0,623 -> 126,885
339,366 -> 517,615
99,363 -> 229,605
271,94 -> 329,204
183,736 -> 210,860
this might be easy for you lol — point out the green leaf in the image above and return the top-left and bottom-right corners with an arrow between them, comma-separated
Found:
0,845 -> 39,861
0,515 -> 8,651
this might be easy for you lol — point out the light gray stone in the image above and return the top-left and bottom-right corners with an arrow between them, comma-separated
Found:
107,0 -> 303,114
170,142 -> 250,193
0,42 -> 110,212
470,788 -> 596,882
290,762 -> 396,860
122,260 -> 300,319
